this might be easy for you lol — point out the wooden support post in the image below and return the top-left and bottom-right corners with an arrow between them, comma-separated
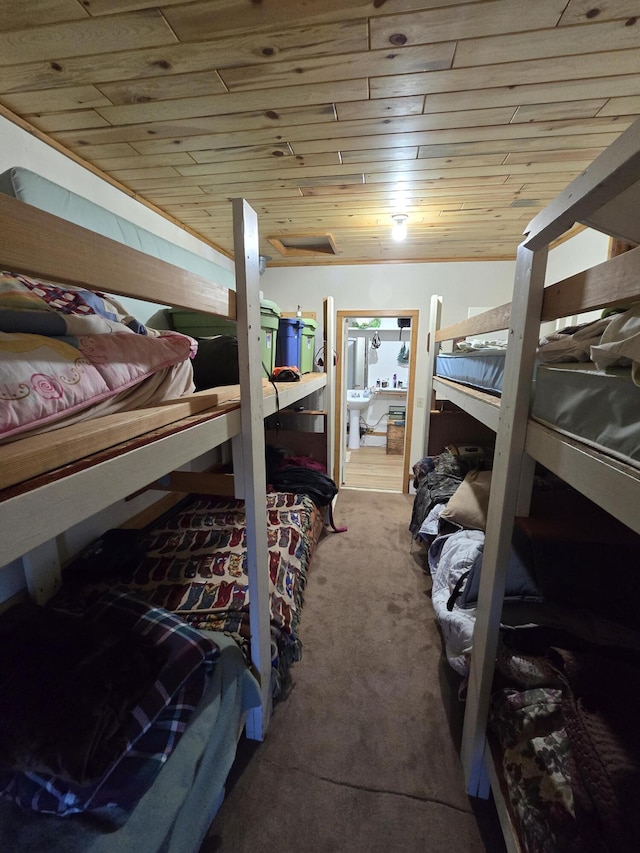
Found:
461,242 -> 548,796
231,198 -> 272,740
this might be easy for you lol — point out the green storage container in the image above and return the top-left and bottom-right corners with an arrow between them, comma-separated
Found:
169,298 -> 280,378
300,317 -> 317,374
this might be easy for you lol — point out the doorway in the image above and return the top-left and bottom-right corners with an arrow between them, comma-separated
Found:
334,309 -> 418,493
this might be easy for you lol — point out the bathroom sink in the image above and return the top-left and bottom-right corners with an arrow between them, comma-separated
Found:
346,390 -> 371,450
346,390 -> 372,411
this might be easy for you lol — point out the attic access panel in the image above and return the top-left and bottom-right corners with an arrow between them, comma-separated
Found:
268,233 -> 338,257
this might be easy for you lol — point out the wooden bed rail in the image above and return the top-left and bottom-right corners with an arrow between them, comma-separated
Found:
541,241 -> 640,321
0,193 -> 235,319
434,239 -> 640,345
434,302 -> 511,344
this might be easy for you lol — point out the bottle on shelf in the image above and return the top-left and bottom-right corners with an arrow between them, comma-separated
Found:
393,373 -> 397,388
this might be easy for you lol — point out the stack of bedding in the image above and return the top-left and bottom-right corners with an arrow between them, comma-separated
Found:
411,446 -> 640,850
412,450 -> 640,676
489,634 -> 640,852
0,270 -> 197,443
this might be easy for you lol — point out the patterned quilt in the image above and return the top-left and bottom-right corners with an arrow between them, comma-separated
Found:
56,492 -> 323,696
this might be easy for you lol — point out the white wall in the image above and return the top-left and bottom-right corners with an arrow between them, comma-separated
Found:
0,117 -> 233,268
545,227 -> 610,284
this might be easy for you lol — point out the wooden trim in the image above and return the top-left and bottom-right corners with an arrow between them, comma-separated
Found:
335,308 -> 418,494
461,243 -> 548,796
524,120 -> 640,250
324,295 -> 336,482
267,232 -> 338,257
423,294 -> 442,457
232,197 -> 272,740
119,493 -> 189,530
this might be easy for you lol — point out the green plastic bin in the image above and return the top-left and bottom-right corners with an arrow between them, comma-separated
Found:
169,298 -> 280,378
300,317 -> 317,374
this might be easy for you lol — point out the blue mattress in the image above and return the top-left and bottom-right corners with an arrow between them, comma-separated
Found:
435,349 -> 506,395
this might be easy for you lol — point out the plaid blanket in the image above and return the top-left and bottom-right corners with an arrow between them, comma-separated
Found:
0,591 -> 220,816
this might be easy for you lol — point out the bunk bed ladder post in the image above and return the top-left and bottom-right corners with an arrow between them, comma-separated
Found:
324,296 -> 336,479
231,198 -> 272,741
460,241 -> 548,797
423,294 -> 442,457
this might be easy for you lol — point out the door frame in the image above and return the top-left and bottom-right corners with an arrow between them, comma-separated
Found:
334,308 -> 418,494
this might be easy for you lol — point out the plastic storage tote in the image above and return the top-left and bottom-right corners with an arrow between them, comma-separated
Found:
299,318 -> 317,374
276,318 -> 304,369
168,299 -> 280,378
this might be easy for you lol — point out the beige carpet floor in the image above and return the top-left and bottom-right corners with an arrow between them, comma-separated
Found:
201,489 -> 506,853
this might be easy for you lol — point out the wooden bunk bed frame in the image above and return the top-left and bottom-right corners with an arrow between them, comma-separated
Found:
424,118 -> 640,849
0,192 -> 332,740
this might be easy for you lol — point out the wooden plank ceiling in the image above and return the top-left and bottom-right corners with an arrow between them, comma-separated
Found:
1,0 -> 639,267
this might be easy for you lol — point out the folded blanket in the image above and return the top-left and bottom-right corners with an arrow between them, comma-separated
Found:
0,592 -> 220,816
538,317 -> 611,363
0,601 -> 165,784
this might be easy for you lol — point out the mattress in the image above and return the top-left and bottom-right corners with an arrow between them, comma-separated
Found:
531,363 -> 640,468
435,349 -> 506,394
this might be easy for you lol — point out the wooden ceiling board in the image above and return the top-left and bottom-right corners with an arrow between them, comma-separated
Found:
160,0 -> 483,41
369,0 -> 568,49
0,9 -> 176,66
94,78 -> 368,125
559,0 -> 640,26
52,103 -> 339,149
371,48 -> 640,99
25,110 -> 112,132
217,42 -> 457,92
0,1 -> 89,31
422,74 -> 640,113
454,19 -> 640,67
1,1 -> 640,265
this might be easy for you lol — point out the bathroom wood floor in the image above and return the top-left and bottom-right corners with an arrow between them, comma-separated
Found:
343,445 -> 406,492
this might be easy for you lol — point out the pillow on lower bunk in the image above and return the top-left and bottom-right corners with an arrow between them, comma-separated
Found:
440,469 -> 492,530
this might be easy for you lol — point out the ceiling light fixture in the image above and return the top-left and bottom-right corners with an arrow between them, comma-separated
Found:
391,213 -> 408,242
